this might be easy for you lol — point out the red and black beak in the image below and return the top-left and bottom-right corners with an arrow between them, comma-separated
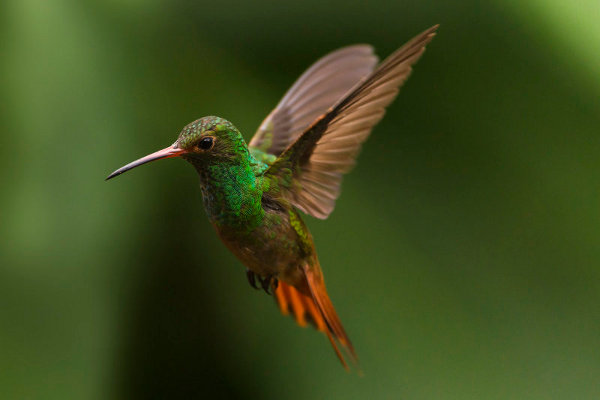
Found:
106,145 -> 187,180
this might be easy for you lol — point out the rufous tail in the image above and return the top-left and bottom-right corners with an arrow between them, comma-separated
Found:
274,264 -> 357,369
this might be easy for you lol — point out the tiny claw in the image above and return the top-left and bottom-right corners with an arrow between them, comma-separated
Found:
257,276 -> 278,295
259,276 -> 272,295
246,269 -> 259,290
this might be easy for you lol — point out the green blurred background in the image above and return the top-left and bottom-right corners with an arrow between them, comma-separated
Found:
1,0 -> 599,399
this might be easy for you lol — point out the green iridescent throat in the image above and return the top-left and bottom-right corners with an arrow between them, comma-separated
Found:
179,117 -> 265,230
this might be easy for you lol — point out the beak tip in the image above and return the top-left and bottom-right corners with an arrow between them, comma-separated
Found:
105,171 -> 119,181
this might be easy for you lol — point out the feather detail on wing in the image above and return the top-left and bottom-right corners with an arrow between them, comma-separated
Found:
249,45 -> 378,156
264,25 -> 438,219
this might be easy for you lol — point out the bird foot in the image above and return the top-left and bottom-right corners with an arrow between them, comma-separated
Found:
245,269 -> 278,295
246,269 -> 259,290
259,275 -> 278,295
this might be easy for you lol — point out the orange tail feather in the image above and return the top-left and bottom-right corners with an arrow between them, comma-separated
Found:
274,265 -> 357,369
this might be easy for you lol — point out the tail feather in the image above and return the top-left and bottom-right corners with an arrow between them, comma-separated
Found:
274,265 -> 357,369
303,264 -> 357,364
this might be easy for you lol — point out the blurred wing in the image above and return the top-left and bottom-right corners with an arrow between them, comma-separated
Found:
264,25 -> 438,219
249,45 -> 378,156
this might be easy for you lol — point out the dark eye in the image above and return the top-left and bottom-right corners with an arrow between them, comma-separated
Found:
197,136 -> 214,150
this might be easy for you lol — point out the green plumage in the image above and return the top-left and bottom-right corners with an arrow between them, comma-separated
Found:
180,117 -> 265,230
178,116 -> 315,283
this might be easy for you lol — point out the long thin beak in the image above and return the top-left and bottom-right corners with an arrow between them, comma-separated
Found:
106,145 -> 187,180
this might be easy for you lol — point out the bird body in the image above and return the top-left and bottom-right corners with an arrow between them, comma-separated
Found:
107,25 -> 438,369
180,117 -> 313,284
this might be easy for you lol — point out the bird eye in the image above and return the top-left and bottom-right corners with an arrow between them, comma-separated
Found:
197,136 -> 214,150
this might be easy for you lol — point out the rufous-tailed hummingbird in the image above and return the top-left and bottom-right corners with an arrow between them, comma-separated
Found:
107,25 -> 437,369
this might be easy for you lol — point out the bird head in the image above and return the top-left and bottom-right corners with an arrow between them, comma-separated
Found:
106,116 -> 248,180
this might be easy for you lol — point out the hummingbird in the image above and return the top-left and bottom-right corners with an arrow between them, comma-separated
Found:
107,25 -> 438,369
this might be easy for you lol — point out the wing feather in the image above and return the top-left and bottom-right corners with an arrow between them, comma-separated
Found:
249,45 -> 378,156
264,25 -> 438,219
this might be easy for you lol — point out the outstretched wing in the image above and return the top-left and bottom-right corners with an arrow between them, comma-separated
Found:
263,25 -> 438,219
249,45 -> 378,157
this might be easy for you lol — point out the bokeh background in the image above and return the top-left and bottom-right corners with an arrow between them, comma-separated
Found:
1,0 -> 599,399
